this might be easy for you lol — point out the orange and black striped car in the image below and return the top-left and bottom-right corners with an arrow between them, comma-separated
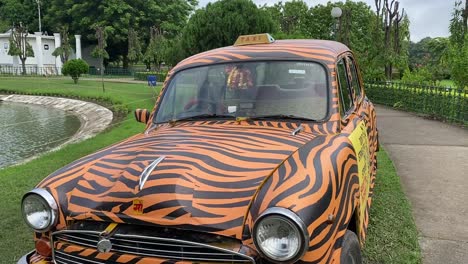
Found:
19,34 -> 378,264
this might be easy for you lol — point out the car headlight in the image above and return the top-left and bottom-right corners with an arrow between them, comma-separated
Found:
21,188 -> 58,232
253,207 -> 308,263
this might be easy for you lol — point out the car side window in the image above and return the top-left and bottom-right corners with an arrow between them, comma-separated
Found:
347,56 -> 362,101
337,59 -> 353,117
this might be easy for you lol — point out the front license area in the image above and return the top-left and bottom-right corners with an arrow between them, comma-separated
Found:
49,222 -> 254,264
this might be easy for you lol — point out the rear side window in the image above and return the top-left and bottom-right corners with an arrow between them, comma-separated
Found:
337,59 -> 353,116
347,56 -> 362,100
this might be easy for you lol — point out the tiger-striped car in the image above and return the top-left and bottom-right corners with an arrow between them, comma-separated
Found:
19,34 -> 378,264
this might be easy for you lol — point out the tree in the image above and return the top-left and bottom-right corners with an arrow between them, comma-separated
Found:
181,0 -> 275,56
8,23 -> 34,75
43,0 -> 197,65
401,66 -> 432,85
0,0 -> 38,32
143,26 -> 165,70
52,25 -> 73,63
307,2 -> 379,79
447,1 -> 468,89
62,59 -> 89,84
127,28 -> 143,66
161,37 -> 186,67
408,37 -> 450,82
374,0 -> 408,79
261,1 -> 310,37
449,35 -> 468,89
91,25 -> 109,92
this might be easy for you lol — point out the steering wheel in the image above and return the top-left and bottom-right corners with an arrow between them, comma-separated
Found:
183,98 -> 218,111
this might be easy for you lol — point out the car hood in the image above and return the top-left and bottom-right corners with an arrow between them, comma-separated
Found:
40,122 -> 316,239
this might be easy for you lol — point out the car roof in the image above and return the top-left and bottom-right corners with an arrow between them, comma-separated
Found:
173,39 -> 350,72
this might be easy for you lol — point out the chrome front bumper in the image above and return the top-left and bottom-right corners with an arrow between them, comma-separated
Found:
17,251 -> 34,264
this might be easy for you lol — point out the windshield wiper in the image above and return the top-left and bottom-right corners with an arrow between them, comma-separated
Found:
170,113 -> 236,123
250,114 -> 317,121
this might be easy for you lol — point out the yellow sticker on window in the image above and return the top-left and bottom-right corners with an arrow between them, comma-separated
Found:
348,121 -> 370,228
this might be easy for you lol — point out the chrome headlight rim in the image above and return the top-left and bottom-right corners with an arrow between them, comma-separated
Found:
21,188 -> 58,232
253,207 -> 309,263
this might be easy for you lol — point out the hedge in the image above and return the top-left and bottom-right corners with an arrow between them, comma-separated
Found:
365,81 -> 467,125
134,72 -> 167,82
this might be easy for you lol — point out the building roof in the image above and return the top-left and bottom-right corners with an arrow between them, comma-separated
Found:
174,39 -> 350,72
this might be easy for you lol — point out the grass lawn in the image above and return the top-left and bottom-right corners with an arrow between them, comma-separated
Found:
363,148 -> 421,263
0,77 -> 421,263
438,79 -> 456,88
0,77 -> 158,262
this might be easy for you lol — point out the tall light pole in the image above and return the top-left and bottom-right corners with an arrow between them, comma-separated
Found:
35,0 -> 42,33
331,7 -> 342,41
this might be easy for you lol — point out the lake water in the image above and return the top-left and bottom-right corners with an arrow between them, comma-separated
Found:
0,101 -> 81,168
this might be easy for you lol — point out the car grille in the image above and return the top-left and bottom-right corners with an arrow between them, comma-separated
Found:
51,222 -> 254,264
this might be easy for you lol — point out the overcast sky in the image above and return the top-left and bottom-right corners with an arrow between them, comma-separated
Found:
198,0 -> 461,42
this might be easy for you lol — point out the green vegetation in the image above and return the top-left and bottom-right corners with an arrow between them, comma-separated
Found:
52,25 -> 73,63
0,77 -> 159,261
134,71 -> 167,82
447,1 -> 468,89
366,82 -> 467,125
406,1 -> 467,89
177,0 -> 408,81
8,23 -> 35,75
62,59 -> 90,84
408,37 -> 451,82
401,67 -> 432,85
439,79 -> 456,87
0,0 -> 197,67
181,0 -> 275,56
0,78 -> 421,262
0,0 -> 465,88
261,0 -> 408,81
363,148 -> 421,264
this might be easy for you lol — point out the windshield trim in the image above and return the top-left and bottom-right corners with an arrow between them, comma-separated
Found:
152,59 -> 332,124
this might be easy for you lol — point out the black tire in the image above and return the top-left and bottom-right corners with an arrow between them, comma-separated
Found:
340,230 -> 362,264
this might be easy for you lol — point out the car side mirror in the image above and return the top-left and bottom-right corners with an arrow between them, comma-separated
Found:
134,109 -> 150,124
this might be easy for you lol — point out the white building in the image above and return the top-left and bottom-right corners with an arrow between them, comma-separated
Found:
0,31 -> 83,75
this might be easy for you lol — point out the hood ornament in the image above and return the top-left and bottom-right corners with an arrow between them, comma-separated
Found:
97,238 -> 112,253
97,223 -> 118,253
139,156 -> 166,191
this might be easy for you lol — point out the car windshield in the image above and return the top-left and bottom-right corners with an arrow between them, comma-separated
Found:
154,61 -> 328,123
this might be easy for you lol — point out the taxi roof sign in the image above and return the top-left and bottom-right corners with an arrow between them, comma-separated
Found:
234,33 -> 275,46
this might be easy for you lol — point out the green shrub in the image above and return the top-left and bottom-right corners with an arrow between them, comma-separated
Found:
449,35 -> 468,90
134,71 -> 167,82
401,67 -> 432,85
365,81 -> 467,125
62,59 -> 89,84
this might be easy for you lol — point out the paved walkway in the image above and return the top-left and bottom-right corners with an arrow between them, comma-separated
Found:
376,105 -> 468,264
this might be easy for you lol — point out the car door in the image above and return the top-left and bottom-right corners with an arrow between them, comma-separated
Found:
346,54 -> 379,166
346,55 -> 374,142
336,55 -> 372,242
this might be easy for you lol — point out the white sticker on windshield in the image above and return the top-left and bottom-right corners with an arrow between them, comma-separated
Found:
228,106 -> 237,113
289,69 -> 306,74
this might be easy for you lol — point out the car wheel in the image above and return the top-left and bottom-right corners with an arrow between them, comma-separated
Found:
340,230 -> 362,264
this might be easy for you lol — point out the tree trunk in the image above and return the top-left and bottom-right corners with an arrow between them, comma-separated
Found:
123,55 -> 129,69
100,58 -> 105,92
384,26 -> 392,80
21,58 -> 26,75
389,64 -> 393,80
